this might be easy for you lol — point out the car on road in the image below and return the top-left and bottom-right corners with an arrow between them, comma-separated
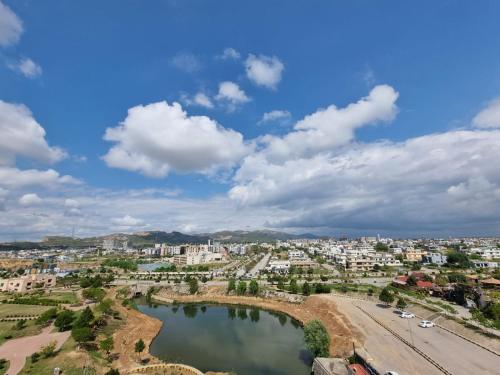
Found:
384,372 -> 400,375
400,311 -> 415,318
418,320 -> 435,328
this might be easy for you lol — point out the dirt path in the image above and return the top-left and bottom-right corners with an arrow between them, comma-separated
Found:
111,291 -> 163,372
154,287 -> 363,357
0,324 -> 70,375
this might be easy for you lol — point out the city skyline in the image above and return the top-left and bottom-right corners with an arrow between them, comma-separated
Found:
1,1 -> 500,240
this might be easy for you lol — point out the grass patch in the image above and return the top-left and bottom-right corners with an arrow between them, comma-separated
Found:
18,337 -> 99,375
425,299 -> 458,314
46,292 -> 79,304
0,319 -> 43,345
0,304 -> 51,318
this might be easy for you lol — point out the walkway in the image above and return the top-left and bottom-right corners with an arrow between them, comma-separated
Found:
0,324 -> 70,375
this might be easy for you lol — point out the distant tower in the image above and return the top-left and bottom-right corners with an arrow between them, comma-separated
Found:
377,233 -> 381,242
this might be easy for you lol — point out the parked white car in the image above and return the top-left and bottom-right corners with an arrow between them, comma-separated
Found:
400,311 -> 415,318
384,372 -> 400,375
418,320 -> 435,328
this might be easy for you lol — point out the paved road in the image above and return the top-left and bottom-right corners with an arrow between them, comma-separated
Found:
326,294 -> 500,375
246,253 -> 271,277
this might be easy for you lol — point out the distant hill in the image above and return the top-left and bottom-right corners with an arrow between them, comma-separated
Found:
0,229 -> 321,250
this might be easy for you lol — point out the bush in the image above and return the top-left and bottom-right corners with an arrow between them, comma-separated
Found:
40,341 -> 57,358
379,287 -> 394,305
82,287 -> 105,302
302,282 -> 311,296
30,352 -> 40,363
227,278 -> 236,293
189,278 -> 199,295
72,326 -> 94,344
304,320 -> 330,357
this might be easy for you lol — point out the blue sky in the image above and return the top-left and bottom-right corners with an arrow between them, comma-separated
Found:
1,1 -> 500,240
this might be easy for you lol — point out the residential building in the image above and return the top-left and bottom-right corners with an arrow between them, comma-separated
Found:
0,273 -> 56,293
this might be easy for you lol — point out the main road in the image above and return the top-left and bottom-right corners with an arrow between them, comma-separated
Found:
324,294 -> 500,375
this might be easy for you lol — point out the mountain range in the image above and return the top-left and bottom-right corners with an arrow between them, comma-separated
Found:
0,230 -> 322,250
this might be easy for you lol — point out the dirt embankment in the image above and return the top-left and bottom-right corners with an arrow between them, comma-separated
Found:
110,289 -> 163,372
154,286 -> 363,357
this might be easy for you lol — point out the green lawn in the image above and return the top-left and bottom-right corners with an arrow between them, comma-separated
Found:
0,320 -> 44,345
0,304 -> 51,318
46,291 -> 79,304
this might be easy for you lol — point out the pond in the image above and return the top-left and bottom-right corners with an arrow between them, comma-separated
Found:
138,302 -> 313,375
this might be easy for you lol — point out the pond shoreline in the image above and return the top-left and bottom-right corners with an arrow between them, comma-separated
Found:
150,288 -> 361,358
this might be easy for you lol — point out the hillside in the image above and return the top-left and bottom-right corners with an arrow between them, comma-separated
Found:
0,230 -> 320,250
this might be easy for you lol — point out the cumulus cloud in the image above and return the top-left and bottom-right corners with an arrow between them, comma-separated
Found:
473,98 -> 500,129
218,47 -> 240,60
102,101 -> 252,177
0,100 -> 66,165
19,193 -> 42,206
0,1 -> 22,47
112,214 -> 144,227
215,81 -> 251,111
9,58 -> 42,78
170,52 -> 201,73
245,54 -> 284,89
255,85 -> 398,163
182,92 -> 214,109
258,110 -> 291,125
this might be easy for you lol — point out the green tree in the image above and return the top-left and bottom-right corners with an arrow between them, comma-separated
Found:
277,279 -> 285,290
54,310 -> 75,331
406,274 -> 418,286
135,339 -> 145,362
227,278 -> 236,293
375,242 -> 389,252
100,336 -> 114,359
289,279 -> 298,294
104,369 -> 120,375
396,298 -> 407,311
302,282 -> 311,296
189,278 -> 199,294
74,306 -> 94,328
304,320 -> 330,357
72,326 -> 94,345
82,287 -> 105,302
379,287 -> 394,306
446,251 -> 471,268
237,281 -> 247,295
249,280 -> 259,296
36,307 -> 58,325
98,299 -> 113,315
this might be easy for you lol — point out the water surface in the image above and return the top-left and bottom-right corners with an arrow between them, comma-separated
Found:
138,302 -> 312,375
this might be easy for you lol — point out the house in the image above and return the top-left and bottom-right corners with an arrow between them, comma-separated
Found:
480,278 -> 500,289
0,273 -> 56,293
312,357 -> 349,375
423,252 -> 448,265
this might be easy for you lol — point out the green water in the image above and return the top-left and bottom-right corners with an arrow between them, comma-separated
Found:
138,302 -> 313,375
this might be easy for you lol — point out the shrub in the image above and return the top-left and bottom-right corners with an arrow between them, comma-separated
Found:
54,310 -> 75,331
237,281 -> 247,295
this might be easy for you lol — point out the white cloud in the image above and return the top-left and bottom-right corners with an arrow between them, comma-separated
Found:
0,167 -> 79,188
9,58 -> 42,78
256,85 -> 398,162
473,98 -> 500,129
0,1 -> 22,47
170,52 -> 201,73
182,92 -> 214,109
103,101 -> 252,177
19,193 -> 42,206
218,47 -> 241,60
0,100 -> 66,165
259,110 -> 291,125
64,199 -> 80,208
245,54 -> 284,89
215,81 -> 250,111
112,214 -> 144,227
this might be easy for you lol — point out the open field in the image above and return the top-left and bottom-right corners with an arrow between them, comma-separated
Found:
0,320 -> 43,346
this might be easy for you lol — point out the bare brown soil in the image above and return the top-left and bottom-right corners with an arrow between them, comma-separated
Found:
110,289 -> 163,372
